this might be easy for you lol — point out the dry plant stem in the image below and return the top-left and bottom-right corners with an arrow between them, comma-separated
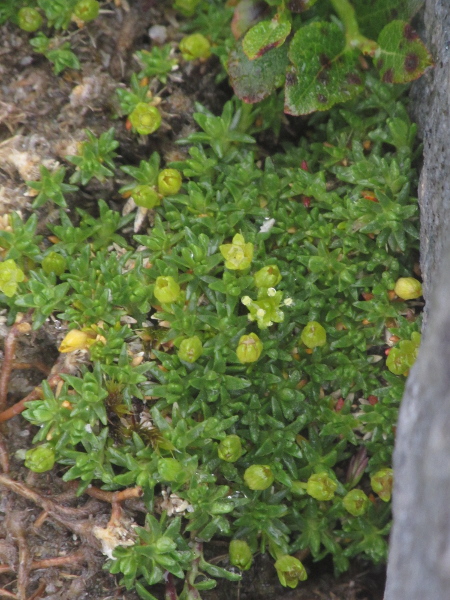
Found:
0,325 -> 19,413
6,512 -> 31,600
16,529 -> 30,600
0,431 -> 9,473
0,589 -> 17,599
0,475 -> 102,549
165,572 -> 178,600
0,374 -> 62,423
0,549 -> 87,575
85,485 -> 143,503
25,582 -> 46,600
0,313 -> 33,412
11,362 -> 50,376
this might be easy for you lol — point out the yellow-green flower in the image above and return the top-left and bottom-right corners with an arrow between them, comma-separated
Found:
0,259 -> 25,297
220,234 -> 254,270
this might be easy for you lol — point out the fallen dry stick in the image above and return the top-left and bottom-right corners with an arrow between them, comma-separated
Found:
0,314 -> 33,413
0,548 -> 87,575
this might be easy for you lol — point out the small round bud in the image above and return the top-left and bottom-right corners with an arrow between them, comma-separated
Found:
342,489 -> 370,516
178,336 -> 203,363
154,276 -> 181,304
42,252 -> 67,276
25,445 -> 55,473
229,540 -> 252,571
236,333 -> 263,363
306,472 -> 337,501
179,33 -> 211,61
73,0 -> 100,22
158,169 -> 182,196
158,458 -> 183,482
131,185 -> 161,209
254,265 -> 282,288
244,464 -> 274,490
241,296 -> 252,306
18,7 -> 43,32
393,277 -> 422,300
371,468 -> 393,502
128,102 -> 162,135
300,321 -> 327,349
218,435 -> 243,462
274,555 -> 307,588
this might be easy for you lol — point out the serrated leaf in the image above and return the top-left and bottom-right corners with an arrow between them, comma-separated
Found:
376,20 -> 433,84
284,22 -> 364,115
228,40 -> 288,103
242,14 -> 291,60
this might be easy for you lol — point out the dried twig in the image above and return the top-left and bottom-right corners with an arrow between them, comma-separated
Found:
85,485 -> 143,504
0,588 -> 18,599
0,374 -> 61,423
0,548 -> 87,575
0,314 -> 33,412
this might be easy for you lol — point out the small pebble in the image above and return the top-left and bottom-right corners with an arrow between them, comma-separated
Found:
149,24 -> 167,45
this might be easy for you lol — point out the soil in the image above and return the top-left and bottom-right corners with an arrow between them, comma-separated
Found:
0,2 -> 386,599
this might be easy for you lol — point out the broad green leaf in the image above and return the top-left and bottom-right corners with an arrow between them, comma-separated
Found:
376,20 -> 433,84
353,0 -> 424,39
242,14 -> 291,60
284,22 -> 364,115
228,40 -> 288,103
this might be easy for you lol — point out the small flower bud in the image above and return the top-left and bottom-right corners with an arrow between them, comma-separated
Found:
220,233 -> 254,270
131,185 -> 161,209
158,458 -> 183,482
236,333 -> 263,363
24,445 -> 55,473
129,102 -> 162,135
371,468 -> 393,502
73,0 -> 100,22
178,336 -> 203,363
300,321 -> 327,349
342,489 -> 370,516
241,296 -> 252,306
229,540 -> 253,571
218,435 -> 243,462
244,464 -> 274,490
393,277 -> 422,300
154,276 -> 181,304
274,555 -> 307,588
306,472 -> 337,501
42,252 -> 67,275
18,7 -> 43,31
179,33 -> 211,61
158,169 -> 182,196
254,265 -> 282,288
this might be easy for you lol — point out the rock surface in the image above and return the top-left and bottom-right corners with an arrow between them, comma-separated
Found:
385,1 -> 450,598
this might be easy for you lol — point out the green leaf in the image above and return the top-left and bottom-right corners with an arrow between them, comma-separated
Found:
353,0 -> 424,39
228,40 -> 288,103
376,20 -> 433,84
242,14 -> 291,60
136,582 -> 158,600
284,22 -> 364,115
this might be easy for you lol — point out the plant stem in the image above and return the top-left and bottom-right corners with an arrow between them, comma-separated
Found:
329,0 -> 378,55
